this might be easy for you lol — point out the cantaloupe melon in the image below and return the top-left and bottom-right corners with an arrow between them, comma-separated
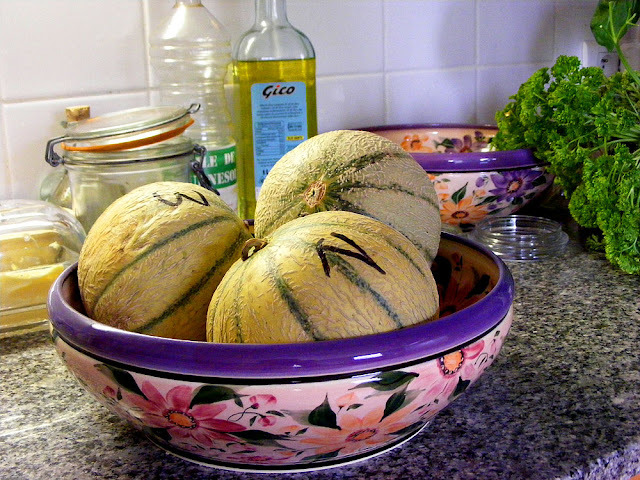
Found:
254,130 -> 441,265
207,211 -> 439,344
77,181 -> 251,341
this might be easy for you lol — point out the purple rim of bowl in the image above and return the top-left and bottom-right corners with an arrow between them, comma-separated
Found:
362,124 -> 541,173
48,232 -> 515,380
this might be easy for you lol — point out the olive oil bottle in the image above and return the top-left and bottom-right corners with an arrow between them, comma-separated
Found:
233,0 -> 317,219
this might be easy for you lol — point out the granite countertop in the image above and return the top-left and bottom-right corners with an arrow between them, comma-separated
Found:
2,232 -> 640,480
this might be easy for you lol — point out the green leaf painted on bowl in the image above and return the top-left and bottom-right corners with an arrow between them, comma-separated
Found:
308,394 -> 340,430
266,410 -> 286,417
382,386 -> 420,421
96,364 -> 146,398
190,385 -> 244,408
476,195 -> 500,206
383,388 -> 407,421
434,138 -> 456,150
233,429 -> 292,447
451,183 -> 468,205
450,377 -> 471,400
350,370 -> 419,392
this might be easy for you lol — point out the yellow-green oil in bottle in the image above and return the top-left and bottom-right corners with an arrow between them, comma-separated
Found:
234,58 -> 317,219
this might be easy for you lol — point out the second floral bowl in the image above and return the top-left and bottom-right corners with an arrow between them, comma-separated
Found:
48,233 -> 514,473
364,124 -> 554,231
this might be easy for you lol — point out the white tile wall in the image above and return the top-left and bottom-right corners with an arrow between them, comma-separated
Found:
384,1 -> 476,71
310,1 -> 385,76
477,1 -> 556,66
386,68 -> 477,124
0,1 -> 148,101
318,74 -> 386,129
0,0 -> 599,200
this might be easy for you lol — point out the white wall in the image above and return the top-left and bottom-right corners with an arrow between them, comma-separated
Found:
0,0 -> 598,201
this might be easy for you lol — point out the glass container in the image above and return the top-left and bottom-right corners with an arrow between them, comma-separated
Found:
471,215 -> 569,261
45,104 -> 213,231
0,200 -> 86,336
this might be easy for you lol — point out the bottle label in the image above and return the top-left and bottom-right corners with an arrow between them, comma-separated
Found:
250,81 -> 308,195
191,144 -> 238,211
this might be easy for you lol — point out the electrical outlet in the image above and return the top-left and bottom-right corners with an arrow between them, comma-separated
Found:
581,41 -> 620,75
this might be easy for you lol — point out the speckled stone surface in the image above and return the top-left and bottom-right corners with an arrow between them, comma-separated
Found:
2,236 -> 639,480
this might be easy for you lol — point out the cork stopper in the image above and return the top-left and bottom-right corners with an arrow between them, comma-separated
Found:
65,106 -> 91,123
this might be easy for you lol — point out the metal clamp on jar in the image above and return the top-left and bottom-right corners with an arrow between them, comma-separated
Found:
45,103 -> 217,231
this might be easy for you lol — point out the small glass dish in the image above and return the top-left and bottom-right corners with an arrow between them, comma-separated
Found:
470,215 -> 568,261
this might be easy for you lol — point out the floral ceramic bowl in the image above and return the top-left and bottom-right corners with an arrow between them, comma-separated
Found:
364,124 -> 554,231
48,233 -> 515,473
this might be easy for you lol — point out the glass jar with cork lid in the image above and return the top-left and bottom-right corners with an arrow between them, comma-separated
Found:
45,104 -> 215,231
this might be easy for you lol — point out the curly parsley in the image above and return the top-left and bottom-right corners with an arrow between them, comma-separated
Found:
492,1 -> 640,275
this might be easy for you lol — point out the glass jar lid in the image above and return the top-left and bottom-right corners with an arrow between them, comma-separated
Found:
470,215 -> 569,261
46,104 -> 200,166
62,104 -> 198,152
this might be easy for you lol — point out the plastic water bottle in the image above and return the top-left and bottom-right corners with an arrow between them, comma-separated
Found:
233,0 -> 318,219
150,0 -> 238,211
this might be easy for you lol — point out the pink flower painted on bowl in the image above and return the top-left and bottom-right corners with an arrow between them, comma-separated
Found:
225,393 -> 283,428
124,382 -> 247,446
416,342 -> 486,404
249,394 -> 276,408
